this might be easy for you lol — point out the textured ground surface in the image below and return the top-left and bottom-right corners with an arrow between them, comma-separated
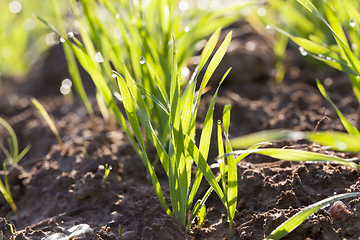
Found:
0,22 -> 360,239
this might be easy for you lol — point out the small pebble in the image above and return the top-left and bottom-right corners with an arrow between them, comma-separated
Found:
328,201 -> 349,220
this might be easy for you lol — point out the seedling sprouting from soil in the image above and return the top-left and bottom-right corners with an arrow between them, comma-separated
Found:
100,164 -> 112,188
31,98 -> 65,154
0,117 -> 31,165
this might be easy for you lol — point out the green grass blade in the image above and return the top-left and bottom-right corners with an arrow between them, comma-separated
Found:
187,68 -> 230,212
325,5 -> 349,48
31,98 -> 65,154
184,133 -> 225,203
217,120 -> 227,199
0,118 -> 18,162
223,104 -> 237,232
15,144 -> 31,164
306,131 -> 360,152
117,72 -> 172,216
0,164 -> 17,214
168,36 -> 188,225
230,129 -> 294,149
272,26 -> 357,76
133,82 -> 169,115
65,41 -> 142,160
198,31 -> 232,100
113,68 -> 170,176
0,145 -> 13,165
265,192 -> 360,240
186,143 -> 264,230
231,129 -> 360,153
317,79 -> 360,136
51,0 -> 93,117
226,148 -> 360,169
198,28 -> 221,72
297,0 -> 360,76
146,60 -> 169,106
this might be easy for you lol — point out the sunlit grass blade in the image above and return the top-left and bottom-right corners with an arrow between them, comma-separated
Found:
15,144 -> 31,164
265,192 -> 360,240
184,133 -> 225,203
133,82 -> 170,115
51,0 -> 94,117
189,31 -> 232,140
117,72 -> 172,216
186,143 -> 265,230
230,129 -> 294,149
65,40 -> 142,160
0,164 -> 17,214
145,60 -> 169,106
169,36 -> 188,225
31,98 -> 65,154
113,68 -> 170,176
316,79 -> 360,136
198,28 -> 221,72
306,131 -> 360,152
217,121 -> 227,201
297,0 -> 360,76
187,68 -> 230,213
272,26 -> 357,76
231,128 -> 360,153
198,31 -> 232,99
223,104 -> 237,236
225,148 -> 360,169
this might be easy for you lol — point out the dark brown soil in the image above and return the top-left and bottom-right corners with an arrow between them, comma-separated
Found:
1,22 -> 360,240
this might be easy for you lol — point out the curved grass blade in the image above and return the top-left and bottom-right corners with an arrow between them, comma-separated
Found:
51,0 -> 94,117
133,82 -> 170,115
316,79 -> 360,136
0,164 -> 17,214
265,192 -> 360,240
186,143 -> 265,230
113,68 -> 170,176
306,131 -> 360,152
0,118 -> 19,163
65,41 -> 142,161
223,104 -> 237,235
117,72 -> 172,216
184,133 -> 225,203
31,98 -> 65,154
230,129 -> 296,149
225,148 -> 360,169
297,0 -> 360,76
187,68 -> 231,213
272,26 -> 357,76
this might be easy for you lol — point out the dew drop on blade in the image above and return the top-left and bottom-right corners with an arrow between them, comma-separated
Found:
139,56 -> 146,64
350,19 -> 356,27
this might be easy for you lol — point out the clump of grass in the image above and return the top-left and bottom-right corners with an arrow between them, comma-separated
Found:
114,30 -> 234,230
31,98 -> 65,154
0,117 -> 31,214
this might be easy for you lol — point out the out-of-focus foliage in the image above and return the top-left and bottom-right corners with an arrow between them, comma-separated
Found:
0,0 -> 67,79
